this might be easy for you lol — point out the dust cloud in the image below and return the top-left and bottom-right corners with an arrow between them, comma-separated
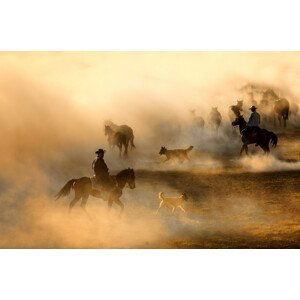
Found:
0,52 -> 299,248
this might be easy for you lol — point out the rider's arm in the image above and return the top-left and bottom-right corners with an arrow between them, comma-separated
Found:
247,113 -> 253,125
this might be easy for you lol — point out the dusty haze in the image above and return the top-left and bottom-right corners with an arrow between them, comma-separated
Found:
0,52 -> 299,248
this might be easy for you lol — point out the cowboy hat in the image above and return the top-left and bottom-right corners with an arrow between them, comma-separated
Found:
249,106 -> 257,110
95,148 -> 105,154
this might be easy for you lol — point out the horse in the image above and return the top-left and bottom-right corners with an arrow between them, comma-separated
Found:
105,120 -> 135,149
274,98 -> 289,128
228,100 -> 243,120
232,115 -> 278,155
259,98 -> 274,126
104,125 -> 129,157
259,88 -> 279,126
190,109 -> 205,128
55,168 -> 136,215
208,107 -> 222,132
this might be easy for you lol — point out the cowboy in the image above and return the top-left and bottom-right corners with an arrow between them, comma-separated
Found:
241,106 -> 261,144
247,105 -> 260,127
92,149 -> 111,189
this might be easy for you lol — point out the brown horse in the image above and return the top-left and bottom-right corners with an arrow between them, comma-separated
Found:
232,115 -> 278,155
55,168 -> 136,215
105,125 -> 129,157
274,98 -> 289,128
105,120 -> 136,149
208,107 -> 222,131
190,109 -> 205,128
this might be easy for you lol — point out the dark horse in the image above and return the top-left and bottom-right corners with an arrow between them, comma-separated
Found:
232,115 -> 278,155
274,98 -> 289,128
55,168 -> 136,215
105,125 -> 129,157
228,100 -> 243,119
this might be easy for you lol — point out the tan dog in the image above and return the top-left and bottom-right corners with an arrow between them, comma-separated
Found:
159,146 -> 193,163
156,192 -> 187,214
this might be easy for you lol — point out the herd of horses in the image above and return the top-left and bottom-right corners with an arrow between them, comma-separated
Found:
55,89 -> 292,214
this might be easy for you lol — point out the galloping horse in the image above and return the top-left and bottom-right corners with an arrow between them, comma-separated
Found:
105,121 -> 136,149
105,125 -> 129,157
190,109 -> 205,128
208,107 -> 222,132
232,115 -> 278,155
55,168 -> 136,215
228,100 -> 243,120
274,98 -> 290,128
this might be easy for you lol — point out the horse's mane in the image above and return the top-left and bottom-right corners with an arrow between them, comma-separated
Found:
105,125 -> 115,135
237,115 -> 247,126
116,168 -> 134,178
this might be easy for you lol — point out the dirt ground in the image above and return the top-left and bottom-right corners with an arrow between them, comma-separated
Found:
0,128 -> 299,249
135,128 -> 300,249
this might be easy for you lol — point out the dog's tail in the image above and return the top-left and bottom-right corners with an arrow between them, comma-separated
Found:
158,192 -> 164,201
185,146 -> 193,152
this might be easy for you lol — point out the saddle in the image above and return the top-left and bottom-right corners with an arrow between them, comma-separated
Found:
91,175 -> 117,191
241,126 -> 261,146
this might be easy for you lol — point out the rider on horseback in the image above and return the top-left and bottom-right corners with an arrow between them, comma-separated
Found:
92,149 -> 112,190
241,106 -> 261,143
248,106 -> 260,127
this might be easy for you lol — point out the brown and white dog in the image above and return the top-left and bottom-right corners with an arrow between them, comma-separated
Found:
159,146 -> 193,163
156,192 -> 188,214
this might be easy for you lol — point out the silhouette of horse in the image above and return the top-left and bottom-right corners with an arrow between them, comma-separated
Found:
105,120 -> 135,149
232,115 -> 278,155
274,98 -> 289,128
228,100 -> 243,120
104,125 -> 129,158
259,89 -> 279,126
55,168 -> 136,215
208,107 -> 222,131
190,109 -> 205,128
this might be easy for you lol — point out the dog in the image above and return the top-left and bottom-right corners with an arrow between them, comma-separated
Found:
156,192 -> 188,214
159,146 -> 193,163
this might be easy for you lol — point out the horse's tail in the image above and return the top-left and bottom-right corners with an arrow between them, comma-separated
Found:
270,132 -> 278,148
130,134 -> 136,148
186,146 -> 194,152
55,179 -> 76,200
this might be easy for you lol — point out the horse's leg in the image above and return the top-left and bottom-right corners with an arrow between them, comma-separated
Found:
124,140 -> 129,158
69,195 -> 81,213
118,144 -> 122,158
80,194 -> 93,220
240,144 -> 245,156
278,115 -> 282,127
265,144 -> 270,155
244,145 -> 249,156
107,193 -> 114,211
114,198 -> 124,216
178,206 -> 186,213
80,194 -> 89,210
156,201 -> 163,214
